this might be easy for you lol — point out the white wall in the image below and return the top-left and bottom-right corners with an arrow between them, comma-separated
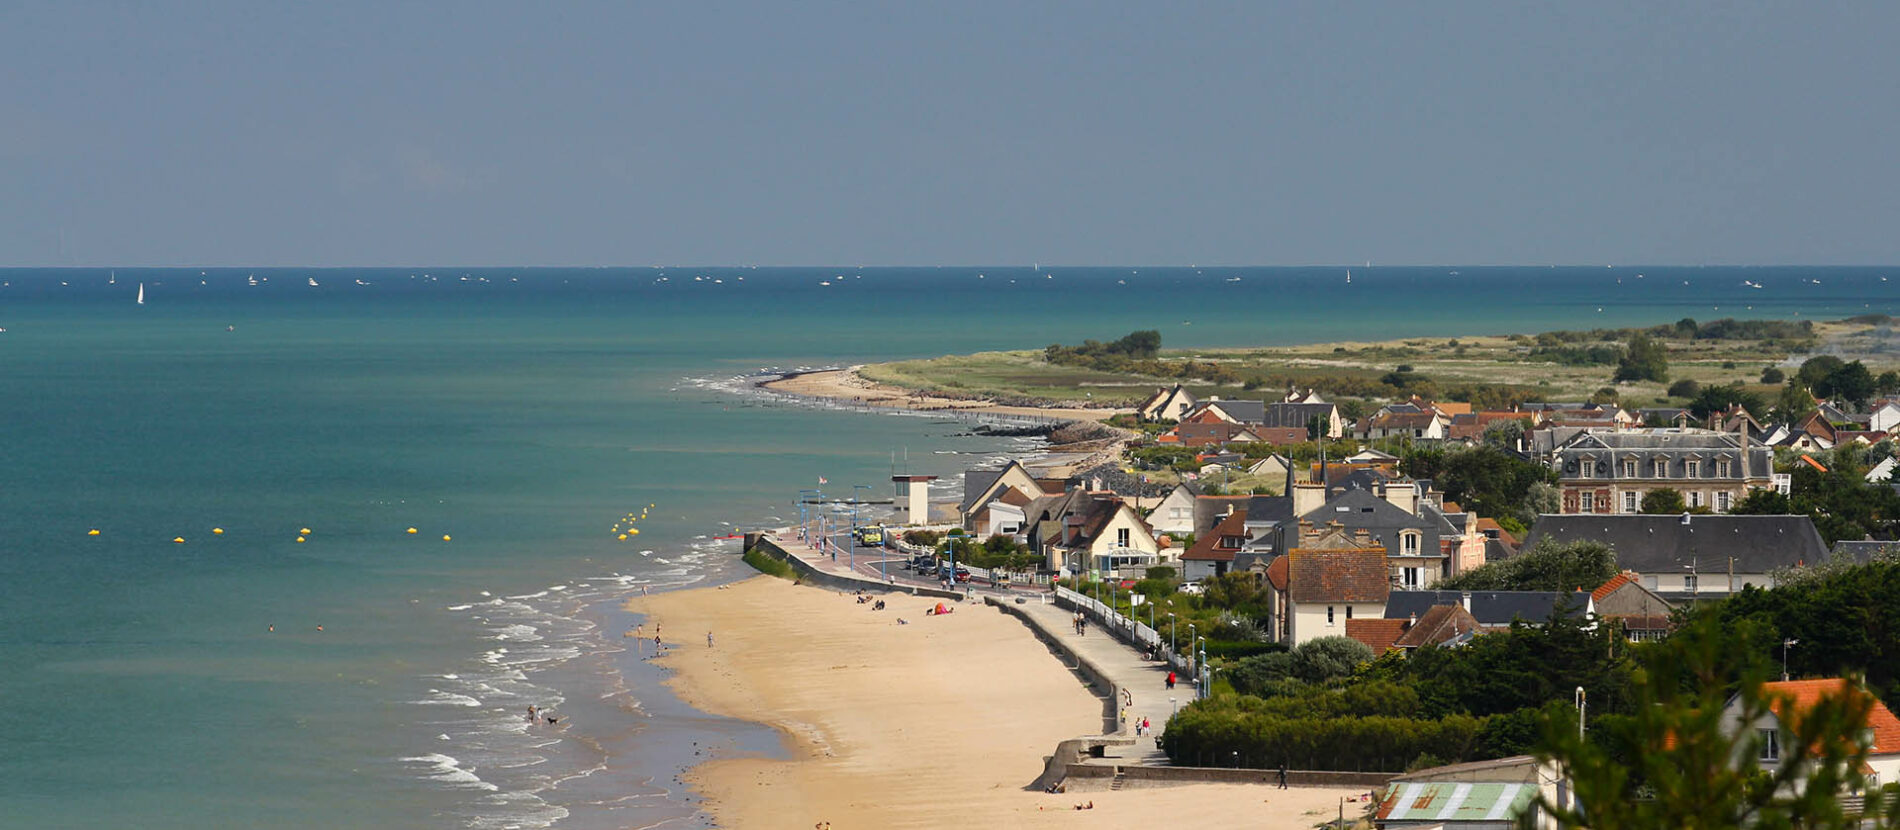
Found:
1641,571 -> 1774,594
1289,601 -> 1386,646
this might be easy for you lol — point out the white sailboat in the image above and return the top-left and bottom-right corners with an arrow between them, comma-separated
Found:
136,282 -> 144,305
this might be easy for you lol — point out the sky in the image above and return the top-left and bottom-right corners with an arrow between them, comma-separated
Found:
3,1 -> 1897,267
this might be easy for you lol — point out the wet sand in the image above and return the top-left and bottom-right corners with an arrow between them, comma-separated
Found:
628,577 -> 1366,828
763,367 -> 1130,422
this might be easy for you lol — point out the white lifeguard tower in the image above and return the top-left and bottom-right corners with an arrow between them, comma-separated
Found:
890,475 -> 938,524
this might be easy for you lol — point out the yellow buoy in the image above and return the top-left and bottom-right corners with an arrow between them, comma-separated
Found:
406,527 -> 418,534
212,528 -> 224,535
173,537 -> 186,544
88,529 -> 101,536
296,536 -> 306,543
628,528 -> 640,535
617,534 -> 628,540
300,527 -> 313,535
442,535 -> 452,542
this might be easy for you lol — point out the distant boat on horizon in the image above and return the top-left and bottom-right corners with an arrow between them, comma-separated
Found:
136,282 -> 144,305
308,277 -> 319,287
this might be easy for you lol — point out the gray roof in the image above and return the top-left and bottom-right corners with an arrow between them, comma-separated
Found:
1521,514 -> 1828,574
1262,402 -> 1336,429
1385,590 -> 1592,626
1206,399 -> 1266,424
1192,495 -> 1248,536
1830,540 -> 1900,563
958,469 -> 1004,513
1296,488 -> 1438,557
1559,429 -> 1750,451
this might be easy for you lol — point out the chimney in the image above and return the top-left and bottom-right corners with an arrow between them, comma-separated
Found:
1461,591 -> 1472,612
1680,512 -> 1692,526
1406,612 -> 1417,630
1090,476 -> 1103,492
1292,482 -> 1326,517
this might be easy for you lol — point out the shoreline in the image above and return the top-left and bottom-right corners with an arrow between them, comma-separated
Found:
626,575 -> 1363,828
760,366 -> 1132,422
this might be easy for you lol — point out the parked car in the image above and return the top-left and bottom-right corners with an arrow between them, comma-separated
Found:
1178,581 -> 1205,596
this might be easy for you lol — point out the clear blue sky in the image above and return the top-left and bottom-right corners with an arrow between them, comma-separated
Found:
4,2 -> 1896,266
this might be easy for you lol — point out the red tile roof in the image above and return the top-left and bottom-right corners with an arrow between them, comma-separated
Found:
1393,604 -> 1481,649
1181,510 -> 1247,562
1763,678 -> 1900,756
1346,618 -> 1409,653
1287,548 -> 1390,604
1592,572 -> 1638,602
1265,553 -> 1290,590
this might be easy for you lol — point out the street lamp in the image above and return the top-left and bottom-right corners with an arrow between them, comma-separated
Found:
1167,612 -> 1177,659
1782,638 -> 1800,681
1575,686 -> 1587,743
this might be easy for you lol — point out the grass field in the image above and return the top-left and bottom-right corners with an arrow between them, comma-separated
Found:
859,320 -> 1900,412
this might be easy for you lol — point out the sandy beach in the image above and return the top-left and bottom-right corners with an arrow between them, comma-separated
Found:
628,576 -> 1365,828
763,367 -> 1130,422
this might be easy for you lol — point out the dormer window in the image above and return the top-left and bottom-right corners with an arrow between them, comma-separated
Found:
1759,728 -> 1781,762
1623,460 -> 1638,478
1401,531 -> 1421,555
1685,461 -> 1699,479
1653,459 -> 1668,478
1717,459 -> 1732,478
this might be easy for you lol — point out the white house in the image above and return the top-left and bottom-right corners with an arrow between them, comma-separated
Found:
1722,678 -> 1900,791
1147,483 -> 1200,536
1265,524 -> 1391,646
1871,400 -> 1900,434
1136,384 -> 1198,422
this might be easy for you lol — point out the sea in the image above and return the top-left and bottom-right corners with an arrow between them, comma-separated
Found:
2,265 -> 1896,829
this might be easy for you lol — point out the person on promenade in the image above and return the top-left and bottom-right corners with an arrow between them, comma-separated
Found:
1166,671 -> 1176,690
1277,762 -> 1288,789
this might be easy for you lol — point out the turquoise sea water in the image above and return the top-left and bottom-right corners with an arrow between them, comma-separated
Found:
2,265 -> 1896,828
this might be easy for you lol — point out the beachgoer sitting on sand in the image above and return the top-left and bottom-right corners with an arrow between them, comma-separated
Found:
896,618 -> 908,625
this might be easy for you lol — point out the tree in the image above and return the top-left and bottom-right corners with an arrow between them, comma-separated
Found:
1293,636 -> 1376,683
1641,488 -> 1687,514
1761,366 -> 1786,385
1482,418 -> 1530,450
1879,370 -> 1900,396
1525,615 -> 1900,829
1437,538 -> 1618,592
1428,445 -> 1559,524
1798,355 -> 1847,389
1667,378 -> 1701,398
1818,360 -> 1877,408
1591,386 -> 1621,404
1614,333 -> 1669,383
1776,382 -> 1818,422
1689,382 -> 1767,419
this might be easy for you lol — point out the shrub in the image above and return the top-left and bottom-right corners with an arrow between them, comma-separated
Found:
742,547 -> 795,579
1667,378 -> 1701,398
1761,367 -> 1786,384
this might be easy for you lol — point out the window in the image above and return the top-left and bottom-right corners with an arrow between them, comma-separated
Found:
1346,606 -> 1354,620
1578,458 -> 1593,479
1653,460 -> 1669,478
1580,492 -> 1595,512
1401,531 -> 1421,555
1623,460 -> 1638,478
1402,567 -> 1421,588
1759,728 -> 1781,762
1717,491 -> 1732,512
1117,528 -> 1130,547
1327,606 -> 1335,625
1685,461 -> 1698,479
1718,460 -> 1732,478
1689,491 -> 1703,509
1623,491 -> 1639,513
1685,574 -> 1699,593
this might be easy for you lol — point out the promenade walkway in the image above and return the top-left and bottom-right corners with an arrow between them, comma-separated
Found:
1009,598 -> 1182,766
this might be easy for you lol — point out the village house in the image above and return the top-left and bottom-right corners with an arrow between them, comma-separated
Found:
1179,507 -> 1251,582
1263,523 -> 1390,646
1022,488 -> 1161,578
1346,602 -> 1485,654
1360,409 -> 1449,441
1262,400 -> 1346,440
1722,678 -> 1900,790
1549,428 -> 1775,514
1135,384 -> 1197,422
957,459 -> 1049,535
1382,589 -> 1593,629
1589,571 -> 1675,641
1520,513 -> 1830,598
1870,399 -> 1900,434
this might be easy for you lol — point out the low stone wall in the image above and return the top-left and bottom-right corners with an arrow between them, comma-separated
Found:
747,536 -> 963,600
1121,766 -> 1394,789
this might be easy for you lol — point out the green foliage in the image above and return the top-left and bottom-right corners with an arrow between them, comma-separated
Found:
1527,614 -> 1900,829
1145,565 -> 1177,581
1378,609 -> 1635,721
1784,454 -> 1900,544
1401,444 -> 1557,525
1798,355 -> 1847,388
1816,359 -> 1877,408
1708,554 -> 1900,705
1688,381 -> 1767,419
1131,578 -> 1174,602
1436,538 -> 1619,592
1526,344 -> 1624,366
1761,366 -> 1786,384
1667,378 -> 1702,398
741,547 -> 795,579
1613,333 -> 1670,383
1591,386 -> 1620,404
901,529 -> 941,546
1295,636 -> 1377,683
1641,487 -> 1687,514
1777,381 -> 1819,421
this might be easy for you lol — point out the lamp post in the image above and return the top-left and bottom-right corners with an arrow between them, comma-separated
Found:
1188,624 -> 1197,671
1782,638 -> 1799,681
1167,612 -> 1177,659
1575,686 -> 1587,743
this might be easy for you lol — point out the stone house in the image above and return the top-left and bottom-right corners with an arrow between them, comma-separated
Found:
1549,428 -> 1774,514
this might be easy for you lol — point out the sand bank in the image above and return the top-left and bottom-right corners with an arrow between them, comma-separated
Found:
629,577 -> 1364,828
763,367 -> 1129,422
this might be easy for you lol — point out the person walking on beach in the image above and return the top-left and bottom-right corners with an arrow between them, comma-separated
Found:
1277,762 -> 1288,789
706,631 -> 714,648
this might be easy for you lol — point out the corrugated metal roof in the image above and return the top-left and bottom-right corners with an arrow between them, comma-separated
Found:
1378,782 -> 1534,823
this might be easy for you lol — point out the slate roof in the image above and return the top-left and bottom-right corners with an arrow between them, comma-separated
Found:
1191,495 -> 1250,536
1205,399 -> 1266,425
1832,540 -> 1900,563
958,469 -> 1004,513
1297,488 -> 1436,557
1261,401 -> 1336,429
1522,514 -> 1829,574
1287,548 -> 1390,604
1384,590 -> 1591,626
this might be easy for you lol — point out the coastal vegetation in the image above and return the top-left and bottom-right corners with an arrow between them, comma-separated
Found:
741,546 -> 796,579
856,316 -> 1898,416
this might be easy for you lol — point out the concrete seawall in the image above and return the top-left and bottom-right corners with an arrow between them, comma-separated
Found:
746,535 -> 963,600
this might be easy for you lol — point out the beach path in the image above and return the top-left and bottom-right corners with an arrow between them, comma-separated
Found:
1008,598 -> 1181,766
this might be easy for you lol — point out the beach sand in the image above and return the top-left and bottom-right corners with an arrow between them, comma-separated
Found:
629,577 -> 1367,828
763,367 -> 1129,422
